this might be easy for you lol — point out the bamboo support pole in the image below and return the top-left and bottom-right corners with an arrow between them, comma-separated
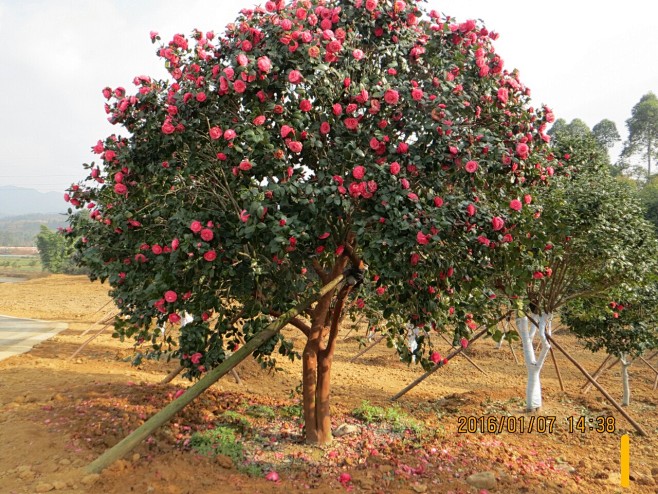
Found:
583,356 -> 620,394
86,274 -> 344,474
547,335 -> 648,437
549,347 -> 565,392
348,334 -> 385,363
439,334 -> 486,374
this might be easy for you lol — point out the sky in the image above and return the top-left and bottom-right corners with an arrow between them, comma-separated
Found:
0,0 -> 657,193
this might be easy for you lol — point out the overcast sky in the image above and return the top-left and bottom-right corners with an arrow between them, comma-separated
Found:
1,0 -> 656,193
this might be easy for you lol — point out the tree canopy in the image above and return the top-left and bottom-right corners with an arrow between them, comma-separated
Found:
621,92 -> 658,179
66,0 -> 555,443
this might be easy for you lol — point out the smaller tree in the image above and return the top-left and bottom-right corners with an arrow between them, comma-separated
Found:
35,225 -> 82,274
563,283 -> 658,406
621,92 -> 658,179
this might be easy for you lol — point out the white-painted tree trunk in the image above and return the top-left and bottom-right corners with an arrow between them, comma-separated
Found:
517,312 -> 552,411
496,332 -> 505,349
620,353 -> 632,406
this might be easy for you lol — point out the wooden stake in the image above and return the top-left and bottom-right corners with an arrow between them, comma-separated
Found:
639,356 -> 658,377
69,322 -> 112,360
390,314 -> 512,402
349,334 -> 385,363
547,335 -> 648,437
86,274 -> 345,474
161,365 -> 183,384
80,311 -> 117,337
508,340 -> 520,365
583,356 -> 620,394
439,334 -> 486,374
549,347 -> 565,392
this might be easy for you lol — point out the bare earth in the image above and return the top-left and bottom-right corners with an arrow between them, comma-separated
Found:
0,275 -> 656,494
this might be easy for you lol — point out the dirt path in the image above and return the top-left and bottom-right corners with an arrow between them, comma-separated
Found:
0,275 -> 656,493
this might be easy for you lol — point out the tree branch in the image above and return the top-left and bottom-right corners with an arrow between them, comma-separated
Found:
269,311 -> 311,337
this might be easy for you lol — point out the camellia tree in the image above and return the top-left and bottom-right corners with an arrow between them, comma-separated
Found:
512,132 -> 658,411
66,0 -> 554,444
563,283 -> 658,406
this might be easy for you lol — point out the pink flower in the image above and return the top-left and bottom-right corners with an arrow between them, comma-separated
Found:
430,351 -> 441,364
491,216 -> 505,231
300,99 -> 312,112
497,87 -> 509,104
265,471 -> 280,482
209,126 -> 222,139
236,53 -> 249,66
190,220 -> 203,233
352,166 -> 366,179
164,290 -> 178,303
288,70 -> 303,84
460,337 -> 469,349
384,89 -> 400,105
410,253 -> 420,265
389,161 -> 401,175
339,473 -> 351,485
416,231 -> 430,245
287,140 -> 303,153
516,142 -> 529,159
240,210 -> 250,222
524,194 -> 532,204
233,80 -> 246,93
200,228 -> 214,241
224,129 -> 237,140
169,313 -> 181,324
257,56 -> 272,72
238,160 -> 252,171
161,122 -> 176,134
253,115 -> 266,126
114,183 -> 128,195
344,118 -> 359,130
319,121 -> 331,135
281,125 -> 294,138
204,250 -> 217,262
466,204 -> 476,216
190,353 -> 203,364
509,199 -> 522,211
151,244 -> 163,255
465,160 -> 478,173
352,49 -> 364,60
400,178 -> 410,189
171,238 -> 180,250
365,0 -> 378,11
433,196 -> 444,207
376,286 -> 386,295
533,271 -> 544,279
411,88 -> 423,101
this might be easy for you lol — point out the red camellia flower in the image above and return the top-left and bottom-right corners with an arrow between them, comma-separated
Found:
240,210 -> 250,222
524,194 -> 532,204
161,122 -> 176,134
344,118 -> 359,130
460,337 -> 469,349
433,196 -> 444,207
238,160 -> 253,171
497,87 -> 509,104
233,80 -> 246,93
164,290 -> 178,303
209,126 -> 222,139
320,122 -> 331,134
204,250 -> 217,261
253,115 -> 266,126
169,313 -> 181,324
384,89 -> 400,105
491,216 -> 505,231
516,142 -> 529,159
416,231 -> 430,245
466,204 -> 476,216
200,228 -> 214,241
287,140 -> 303,153
114,183 -> 128,195
430,351 -> 441,364
288,70 -> 303,84
533,271 -> 544,279
510,199 -> 522,211
352,166 -> 365,179
190,220 -> 203,233
257,56 -> 272,72
389,161 -> 401,175
300,99 -> 312,112
465,160 -> 478,173
152,244 -> 163,255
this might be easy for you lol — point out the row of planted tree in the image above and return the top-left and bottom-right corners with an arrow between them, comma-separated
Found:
63,0 -> 658,450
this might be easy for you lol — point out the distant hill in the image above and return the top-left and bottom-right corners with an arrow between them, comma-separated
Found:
0,213 -> 68,246
0,185 -> 66,217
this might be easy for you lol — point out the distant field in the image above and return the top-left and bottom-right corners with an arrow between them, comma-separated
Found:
0,255 -> 43,276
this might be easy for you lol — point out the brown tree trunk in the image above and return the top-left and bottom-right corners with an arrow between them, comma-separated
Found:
301,255 -> 351,444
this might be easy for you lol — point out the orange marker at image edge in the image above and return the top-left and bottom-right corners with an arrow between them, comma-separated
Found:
620,434 -> 630,488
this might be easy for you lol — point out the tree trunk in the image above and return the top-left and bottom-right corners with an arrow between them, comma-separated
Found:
301,257 -> 351,444
620,353 -> 632,406
518,313 -> 552,411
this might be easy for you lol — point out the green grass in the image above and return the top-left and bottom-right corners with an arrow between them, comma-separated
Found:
351,400 -> 425,434
0,256 -> 44,277
245,404 -> 276,420
217,410 -> 252,432
189,425 -> 264,477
